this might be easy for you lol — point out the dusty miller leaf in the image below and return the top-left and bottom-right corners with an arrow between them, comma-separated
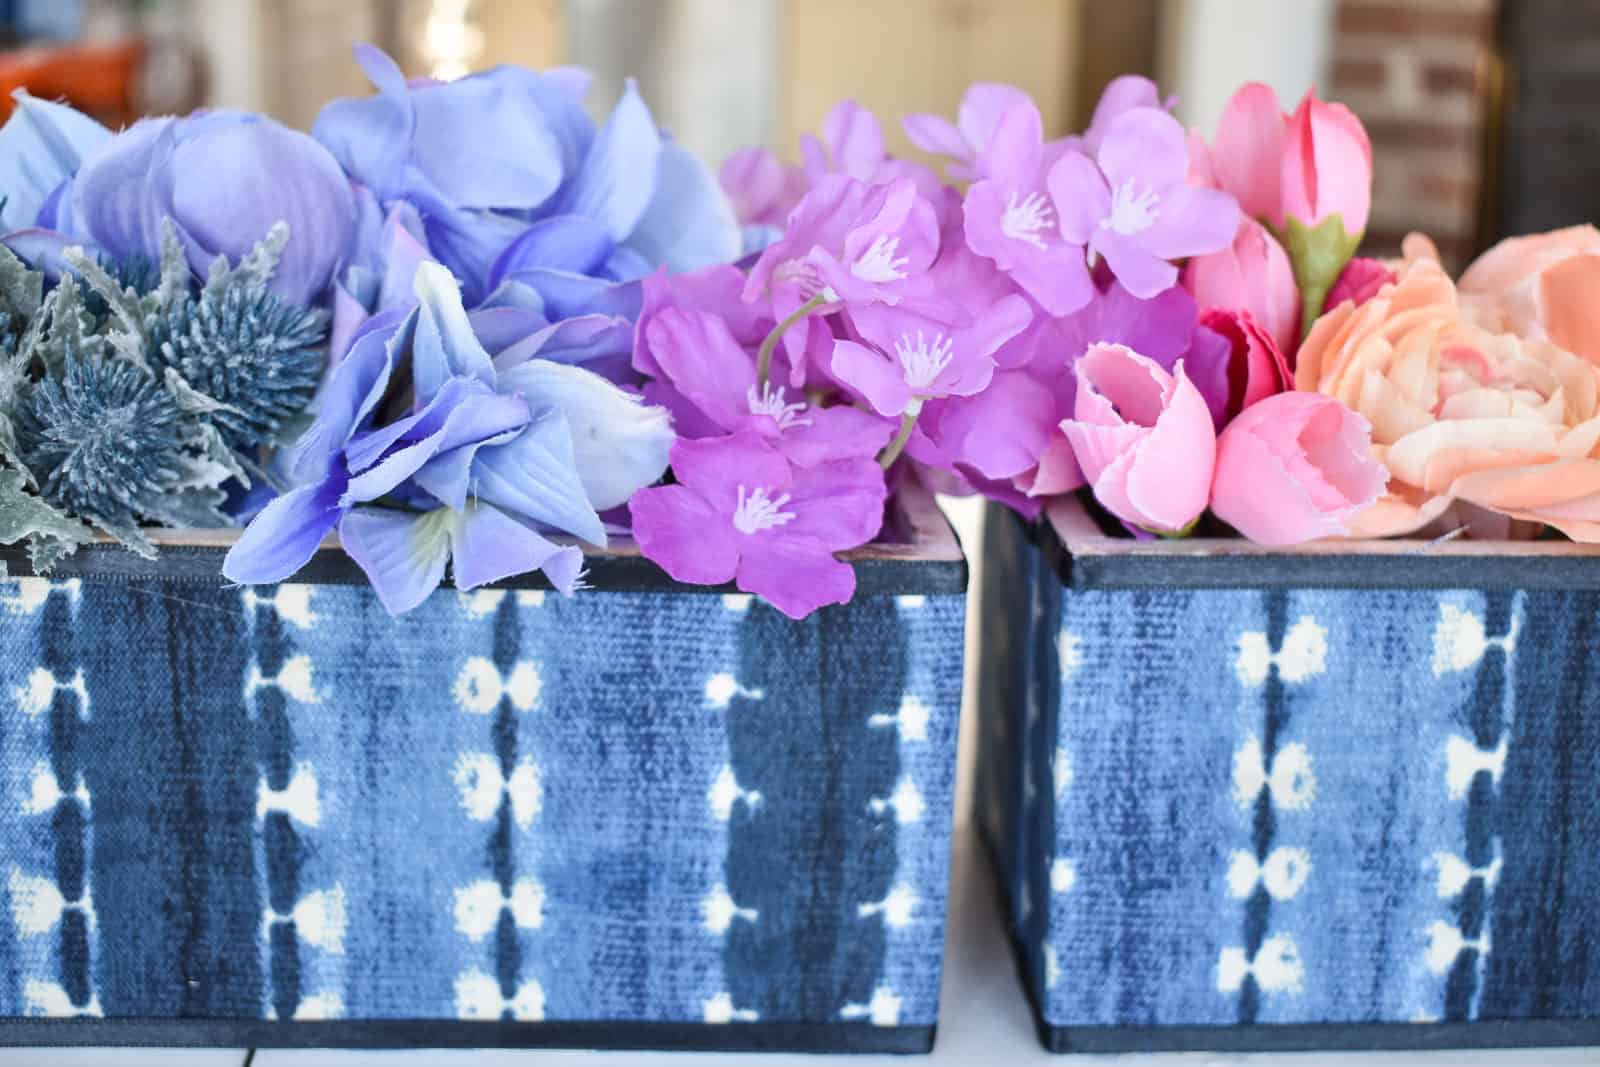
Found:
0,466 -> 94,568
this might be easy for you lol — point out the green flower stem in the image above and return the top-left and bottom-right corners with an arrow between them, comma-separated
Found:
878,404 -> 920,470
1274,214 -> 1364,342
755,293 -> 827,389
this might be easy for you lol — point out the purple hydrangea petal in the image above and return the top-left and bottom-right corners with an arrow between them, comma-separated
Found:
556,79 -> 661,241
491,314 -> 632,373
165,112 -> 356,304
488,214 -> 614,291
495,360 -> 673,510
625,139 -> 741,274
0,90 -> 110,232
422,204 -> 528,307
902,113 -> 968,161
449,502 -> 585,593
342,380 -> 529,502
69,117 -> 170,264
822,100 -> 886,181
782,457 -> 886,550
288,316 -> 411,482
222,478 -> 346,586
338,506 -> 453,615
411,262 -> 497,405
975,99 -> 1043,186
470,407 -> 607,545
409,68 -> 565,211
501,267 -> 643,321
670,431 -> 791,509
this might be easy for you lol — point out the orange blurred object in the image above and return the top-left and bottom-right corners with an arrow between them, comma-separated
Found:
0,39 -> 143,128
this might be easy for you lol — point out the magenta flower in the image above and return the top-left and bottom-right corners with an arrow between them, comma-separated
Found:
743,175 -> 941,385
745,175 -> 940,309
903,82 -> 1032,182
1050,107 -> 1239,298
719,147 -> 807,228
630,432 -> 887,619
831,297 -> 1031,417
643,306 -> 892,464
961,99 -> 1093,316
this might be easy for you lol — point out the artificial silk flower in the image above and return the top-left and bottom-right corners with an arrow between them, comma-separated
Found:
903,82 -> 1032,182
743,175 -> 941,385
0,89 -> 111,235
1193,307 -> 1293,427
1210,391 -> 1386,545
1204,82 -> 1373,336
1323,255 -> 1395,313
644,306 -> 893,464
962,98 -> 1093,316
226,262 -> 671,607
832,297 -> 1032,417
315,45 -> 738,307
720,146 -> 807,228
1019,271 -> 1226,497
1297,251 -> 1600,541
59,109 -> 356,306
630,432 -> 888,619
1182,217 -> 1300,357
1077,74 -> 1173,155
1051,107 -> 1239,299
1453,225 -> 1600,366
1060,343 -> 1216,534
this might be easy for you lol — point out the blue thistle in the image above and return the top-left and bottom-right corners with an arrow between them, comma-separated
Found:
146,282 -> 327,446
14,357 -> 189,532
78,253 -> 160,322
0,309 -> 18,360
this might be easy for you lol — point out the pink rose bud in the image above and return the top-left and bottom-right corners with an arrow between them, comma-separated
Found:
1061,343 -> 1216,534
1184,219 -> 1301,356
1198,308 -> 1293,419
1209,392 -> 1387,545
1323,256 -> 1396,313
1281,91 -> 1373,236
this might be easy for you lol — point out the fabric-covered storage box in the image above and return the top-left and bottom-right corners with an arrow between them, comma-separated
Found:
976,498 -> 1600,1054
0,491 -> 965,1053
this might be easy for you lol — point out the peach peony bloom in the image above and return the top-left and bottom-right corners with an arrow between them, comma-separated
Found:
1456,225 -> 1600,368
1296,247 -> 1600,540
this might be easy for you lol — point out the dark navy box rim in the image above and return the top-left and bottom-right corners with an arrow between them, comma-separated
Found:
0,485 -> 968,596
1035,496 -> 1600,592
975,826 -> 1600,1054
0,1018 -> 936,1053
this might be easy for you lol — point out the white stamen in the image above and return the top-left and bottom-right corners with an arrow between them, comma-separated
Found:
733,486 -> 796,535
894,330 -> 956,391
1107,180 -> 1160,236
746,382 -> 813,430
851,234 -> 909,283
774,259 -> 827,300
1001,190 -> 1054,249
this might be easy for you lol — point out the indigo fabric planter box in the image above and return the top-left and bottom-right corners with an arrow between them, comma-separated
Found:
0,491 -> 965,1053
976,497 -> 1600,1054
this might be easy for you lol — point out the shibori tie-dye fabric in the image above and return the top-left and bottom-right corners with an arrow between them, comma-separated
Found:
0,577 -> 963,1037
977,512 -> 1600,1037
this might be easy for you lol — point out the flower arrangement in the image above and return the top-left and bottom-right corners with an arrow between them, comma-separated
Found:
2,53 -> 1597,619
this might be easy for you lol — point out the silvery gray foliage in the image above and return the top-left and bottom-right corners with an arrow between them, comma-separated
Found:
0,222 -> 327,572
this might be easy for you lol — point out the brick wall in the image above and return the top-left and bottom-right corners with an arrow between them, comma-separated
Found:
1330,0 -> 1500,270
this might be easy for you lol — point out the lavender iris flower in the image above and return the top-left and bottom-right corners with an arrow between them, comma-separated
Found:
224,261 -> 672,613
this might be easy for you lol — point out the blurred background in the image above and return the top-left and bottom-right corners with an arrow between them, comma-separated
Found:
2,0 -> 1597,270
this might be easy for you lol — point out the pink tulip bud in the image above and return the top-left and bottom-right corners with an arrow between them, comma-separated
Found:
1198,308 -> 1294,419
1281,92 -> 1373,236
1061,343 -> 1216,534
1184,219 -> 1301,356
1210,392 -> 1387,545
1212,82 -> 1287,224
